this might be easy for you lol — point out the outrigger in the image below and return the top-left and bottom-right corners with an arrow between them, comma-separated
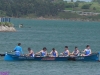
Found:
4,52 -> 100,61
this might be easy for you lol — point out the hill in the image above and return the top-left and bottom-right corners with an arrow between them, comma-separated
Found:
0,0 -> 100,21
65,2 -> 100,12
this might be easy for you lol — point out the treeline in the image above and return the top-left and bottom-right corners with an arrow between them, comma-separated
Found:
0,0 -> 65,17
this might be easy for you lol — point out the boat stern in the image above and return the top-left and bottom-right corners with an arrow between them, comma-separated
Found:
4,53 -> 14,61
99,52 -> 100,61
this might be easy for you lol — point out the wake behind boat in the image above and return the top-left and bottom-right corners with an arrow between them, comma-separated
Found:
4,52 -> 100,61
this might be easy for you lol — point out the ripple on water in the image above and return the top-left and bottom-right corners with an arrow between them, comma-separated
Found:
0,19 -> 100,75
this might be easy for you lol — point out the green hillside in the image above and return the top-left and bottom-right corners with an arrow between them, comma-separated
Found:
0,0 -> 100,21
65,2 -> 100,12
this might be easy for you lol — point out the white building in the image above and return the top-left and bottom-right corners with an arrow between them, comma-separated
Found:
0,17 -> 10,22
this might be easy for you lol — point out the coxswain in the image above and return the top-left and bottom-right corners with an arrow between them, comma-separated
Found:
14,43 -> 23,56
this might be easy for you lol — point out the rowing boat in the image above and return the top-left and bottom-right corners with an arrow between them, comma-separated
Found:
4,52 -> 100,61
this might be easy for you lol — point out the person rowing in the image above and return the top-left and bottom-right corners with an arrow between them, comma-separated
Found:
27,47 -> 35,57
36,47 -> 47,57
14,43 -> 23,56
50,48 -> 58,57
82,45 -> 92,56
71,46 -> 80,56
62,46 -> 70,57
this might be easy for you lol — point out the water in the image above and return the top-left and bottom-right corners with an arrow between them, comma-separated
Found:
0,18 -> 100,75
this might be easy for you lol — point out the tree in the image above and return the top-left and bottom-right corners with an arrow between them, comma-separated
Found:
0,0 -> 65,17
93,7 -> 96,10
65,3 -> 74,8
74,2 -> 79,7
81,4 -> 91,9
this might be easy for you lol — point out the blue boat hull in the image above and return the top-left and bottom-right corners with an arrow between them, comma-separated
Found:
4,53 -> 100,61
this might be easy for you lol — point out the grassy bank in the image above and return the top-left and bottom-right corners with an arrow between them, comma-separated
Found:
20,12 -> 100,21
65,2 -> 100,12
13,1 -> 100,21
0,22 -> 14,27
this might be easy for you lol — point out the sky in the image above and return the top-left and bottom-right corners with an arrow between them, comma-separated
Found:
64,0 -> 92,2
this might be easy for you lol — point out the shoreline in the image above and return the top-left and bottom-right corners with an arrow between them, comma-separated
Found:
0,26 -> 16,32
11,17 -> 100,22
0,22 -> 16,32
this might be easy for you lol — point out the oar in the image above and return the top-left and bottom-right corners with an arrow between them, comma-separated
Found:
0,51 -> 14,56
78,50 -> 85,56
0,54 -> 5,56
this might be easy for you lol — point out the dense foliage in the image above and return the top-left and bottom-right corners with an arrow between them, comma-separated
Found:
0,0 -> 65,17
81,4 -> 91,9
0,0 -> 100,21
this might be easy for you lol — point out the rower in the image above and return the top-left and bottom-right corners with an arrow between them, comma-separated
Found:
36,47 -> 47,57
27,47 -> 35,57
71,46 -> 80,56
14,43 -> 23,56
82,45 -> 92,56
62,46 -> 70,57
50,48 -> 58,57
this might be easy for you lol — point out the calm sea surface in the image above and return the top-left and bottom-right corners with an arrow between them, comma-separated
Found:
0,18 -> 100,75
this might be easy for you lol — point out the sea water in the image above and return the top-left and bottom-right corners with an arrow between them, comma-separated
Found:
0,18 -> 100,75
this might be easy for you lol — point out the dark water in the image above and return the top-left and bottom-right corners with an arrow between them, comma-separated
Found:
0,18 -> 100,75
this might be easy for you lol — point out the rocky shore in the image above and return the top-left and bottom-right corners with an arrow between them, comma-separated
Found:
0,22 -> 16,32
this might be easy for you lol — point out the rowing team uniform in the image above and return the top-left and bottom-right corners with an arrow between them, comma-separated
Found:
52,52 -> 56,57
28,50 -> 35,57
40,50 -> 47,57
14,46 -> 23,56
41,51 -> 46,56
30,53 -> 35,57
63,50 -> 69,56
50,50 -> 58,57
73,50 -> 79,56
84,49 -> 91,56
